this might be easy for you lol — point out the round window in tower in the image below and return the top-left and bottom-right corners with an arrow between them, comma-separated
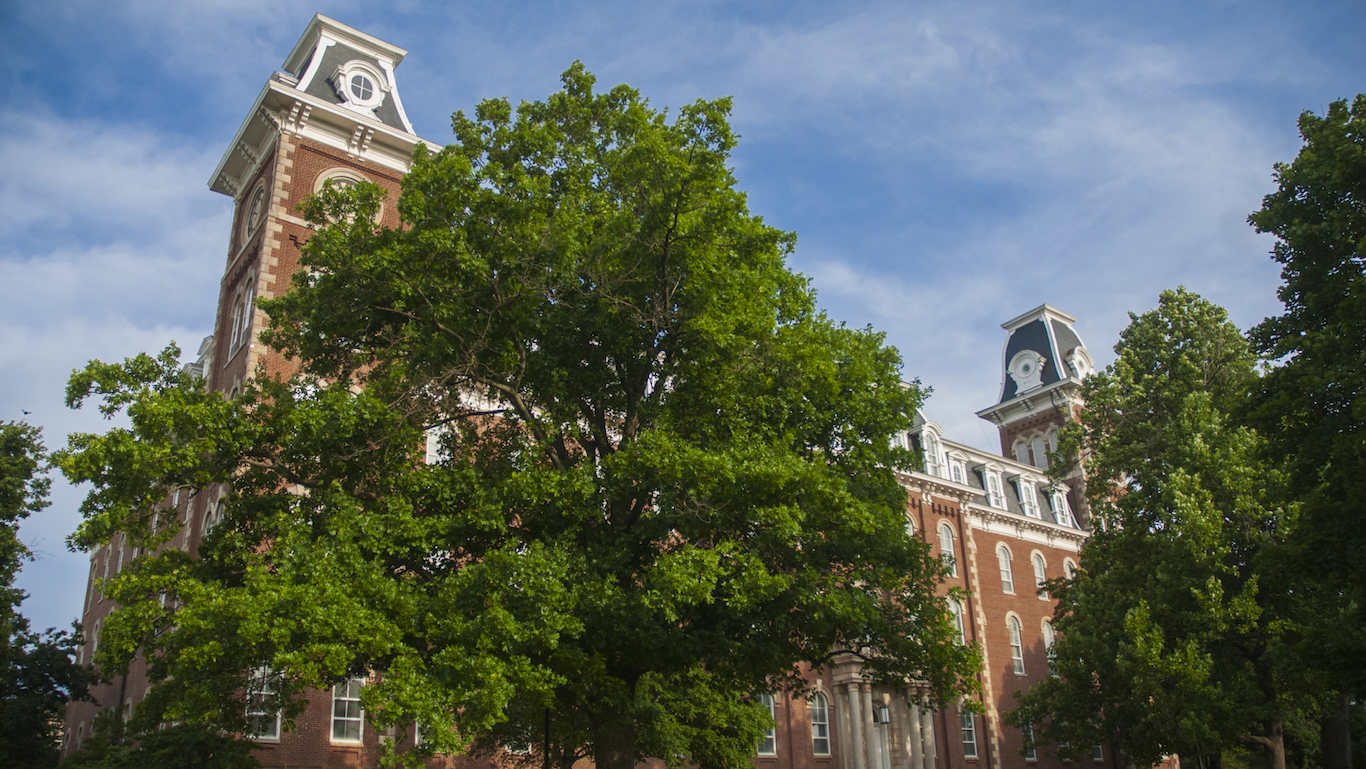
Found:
349,74 -> 374,102
243,185 -> 267,240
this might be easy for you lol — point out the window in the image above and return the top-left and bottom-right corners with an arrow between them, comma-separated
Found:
961,711 -> 978,759
1064,559 -> 1077,580
1050,490 -> 1076,528
1014,441 -> 1030,465
1043,621 -> 1057,676
247,668 -> 282,740
228,275 -> 256,358
1008,616 -> 1026,674
1093,745 -> 1105,762
757,694 -> 776,756
950,600 -> 966,645
1018,480 -> 1041,518
1023,724 -> 1037,761
332,61 -> 387,110
810,693 -> 830,756
243,185 -> 266,241
1032,553 -> 1049,599
986,472 -> 1005,508
332,678 -> 365,742
939,523 -> 957,577
923,433 -> 942,477
998,546 -> 1014,594
905,516 -> 916,538
950,462 -> 965,484
1032,436 -> 1049,469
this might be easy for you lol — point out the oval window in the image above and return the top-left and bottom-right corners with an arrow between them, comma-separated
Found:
349,74 -> 374,102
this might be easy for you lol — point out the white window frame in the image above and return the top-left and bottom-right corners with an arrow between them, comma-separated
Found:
922,432 -> 943,478
939,523 -> 957,578
757,693 -> 777,756
246,667 -> 282,741
331,677 -> 365,743
997,545 -> 1014,594
1093,745 -> 1105,762
961,711 -> 978,759
1020,479 -> 1042,519
1031,436 -> 1049,469
810,692 -> 830,756
1008,615 -> 1026,675
1043,620 -> 1057,677
1032,553 -> 1049,599
985,470 -> 1005,509
1064,559 -> 1078,580
1023,724 -> 1037,761
950,599 -> 967,645
331,60 -> 389,113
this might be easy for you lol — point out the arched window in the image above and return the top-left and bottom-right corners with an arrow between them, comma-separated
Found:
939,523 -> 957,577
1064,559 -> 1077,580
997,546 -> 1014,594
1032,553 -> 1049,599
1043,620 -> 1057,676
905,516 -> 916,538
757,694 -> 777,755
1032,436 -> 1049,469
923,433 -> 942,477
1008,615 -> 1026,674
986,472 -> 1005,508
810,693 -> 830,756
950,600 -> 967,645
1014,440 -> 1030,464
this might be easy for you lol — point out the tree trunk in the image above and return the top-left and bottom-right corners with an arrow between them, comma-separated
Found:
1321,692 -> 1353,769
1260,720 -> 1286,769
594,721 -> 637,769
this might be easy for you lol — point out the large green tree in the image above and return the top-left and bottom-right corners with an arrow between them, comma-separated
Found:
1247,96 -> 1366,764
1,421 -> 97,768
1007,289 -> 1310,769
58,66 -> 977,769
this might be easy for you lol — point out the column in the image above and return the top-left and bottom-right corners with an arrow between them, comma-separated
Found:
837,684 -> 853,769
920,709 -> 936,769
861,684 -> 878,769
848,683 -> 866,769
908,701 -> 923,769
893,695 -> 913,769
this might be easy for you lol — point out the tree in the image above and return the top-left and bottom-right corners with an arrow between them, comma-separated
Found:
1007,289 -> 1310,769
1247,95 -> 1366,768
58,65 -> 978,769
0,421 -> 97,768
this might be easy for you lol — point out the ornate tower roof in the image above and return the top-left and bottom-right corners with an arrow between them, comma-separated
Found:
207,14 -> 436,199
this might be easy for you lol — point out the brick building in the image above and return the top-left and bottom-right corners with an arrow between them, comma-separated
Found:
64,16 -> 1103,769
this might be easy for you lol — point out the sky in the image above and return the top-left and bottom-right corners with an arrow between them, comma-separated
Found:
1,0 -> 1362,634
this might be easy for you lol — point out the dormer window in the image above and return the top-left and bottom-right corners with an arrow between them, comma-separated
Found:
1014,478 -> 1042,519
1049,488 -> 1077,528
984,469 -> 1005,509
1008,350 -> 1047,393
332,60 -> 388,112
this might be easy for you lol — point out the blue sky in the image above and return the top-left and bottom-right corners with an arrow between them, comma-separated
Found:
2,0 -> 1362,633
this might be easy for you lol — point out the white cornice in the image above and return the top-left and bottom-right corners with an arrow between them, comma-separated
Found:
208,79 -> 442,196
966,503 -> 1088,549
1000,303 -> 1077,331
283,14 -> 408,76
974,377 -> 1080,427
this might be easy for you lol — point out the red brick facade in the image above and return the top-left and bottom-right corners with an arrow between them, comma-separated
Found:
63,16 -> 1111,769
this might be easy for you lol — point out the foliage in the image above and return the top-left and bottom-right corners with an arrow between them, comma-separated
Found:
0,422 -> 97,769
57,65 -> 978,769
1247,94 -> 1366,699
61,714 -> 260,769
1006,289 -> 1307,769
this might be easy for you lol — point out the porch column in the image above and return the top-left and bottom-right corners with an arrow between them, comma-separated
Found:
920,708 -> 937,769
848,682 -> 867,769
